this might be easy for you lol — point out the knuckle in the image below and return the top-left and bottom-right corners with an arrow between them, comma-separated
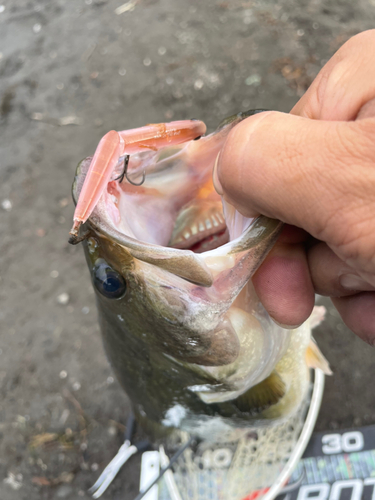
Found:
353,118 -> 375,154
326,121 -> 375,169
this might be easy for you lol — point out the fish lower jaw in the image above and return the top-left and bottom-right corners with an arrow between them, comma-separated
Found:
170,227 -> 229,253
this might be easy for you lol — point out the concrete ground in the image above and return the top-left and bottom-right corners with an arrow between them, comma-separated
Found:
1,0 -> 375,498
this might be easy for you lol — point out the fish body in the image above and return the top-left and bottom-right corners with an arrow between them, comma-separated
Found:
72,111 -> 329,441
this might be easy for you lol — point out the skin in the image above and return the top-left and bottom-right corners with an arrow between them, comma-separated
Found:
215,30 -> 375,345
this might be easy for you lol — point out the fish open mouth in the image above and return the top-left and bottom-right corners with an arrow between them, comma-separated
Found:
86,112 -> 276,258
100,133 -> 235,256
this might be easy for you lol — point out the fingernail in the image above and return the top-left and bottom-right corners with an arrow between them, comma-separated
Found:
212,152 -> 223,195
339,274 -> 375,291
271,317 -> 303,330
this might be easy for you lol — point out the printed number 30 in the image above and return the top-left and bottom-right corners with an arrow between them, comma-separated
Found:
322,431 -> 364,454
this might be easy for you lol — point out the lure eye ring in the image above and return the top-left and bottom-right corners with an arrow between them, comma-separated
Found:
93,260 -> 127,299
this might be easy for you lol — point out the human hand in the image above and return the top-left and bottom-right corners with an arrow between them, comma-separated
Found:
215,30 -> 375,344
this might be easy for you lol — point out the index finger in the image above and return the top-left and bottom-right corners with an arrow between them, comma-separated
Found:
291,30 -> 375,120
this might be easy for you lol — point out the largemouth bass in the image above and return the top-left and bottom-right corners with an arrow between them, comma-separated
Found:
72,110 -> 330,441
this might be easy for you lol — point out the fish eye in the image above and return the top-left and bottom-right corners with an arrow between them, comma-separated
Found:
93,261 -> 126,299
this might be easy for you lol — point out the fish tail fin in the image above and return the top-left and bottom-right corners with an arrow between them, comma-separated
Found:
306,338 -> 332,375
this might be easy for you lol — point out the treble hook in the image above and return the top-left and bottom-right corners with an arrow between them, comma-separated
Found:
115,155 -> 146,186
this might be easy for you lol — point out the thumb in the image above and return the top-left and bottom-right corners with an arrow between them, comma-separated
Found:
216,110 -> 375,271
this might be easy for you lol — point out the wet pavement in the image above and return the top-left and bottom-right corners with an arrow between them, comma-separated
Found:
1,0 -> 375,498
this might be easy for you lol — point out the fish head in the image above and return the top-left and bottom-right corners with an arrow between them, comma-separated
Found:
82,229 -> 242,366
72,111 -> 294,405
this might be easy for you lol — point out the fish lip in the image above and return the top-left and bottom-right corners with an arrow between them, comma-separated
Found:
170,225 -> 229,252
86,206 -> 216,287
